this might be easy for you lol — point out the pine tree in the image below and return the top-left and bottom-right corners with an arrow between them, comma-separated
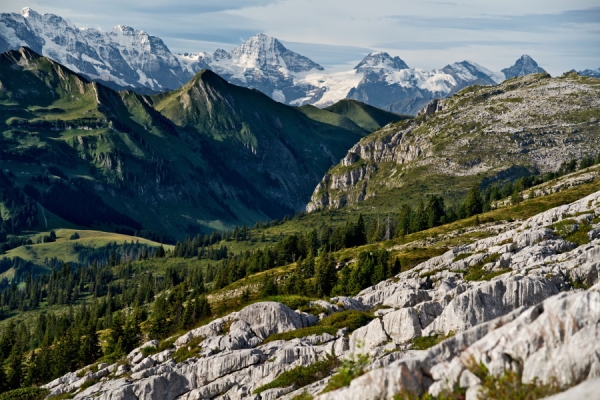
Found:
353,214 -> 367,247
463,183 -> 483,217
155,245 -> 166,258
314,251 -> 337,297
149,295 -> 170,340
260,274 -> 278,297
389,257 -> 401,276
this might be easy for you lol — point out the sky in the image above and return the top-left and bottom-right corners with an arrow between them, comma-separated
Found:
1,0 -> 599,74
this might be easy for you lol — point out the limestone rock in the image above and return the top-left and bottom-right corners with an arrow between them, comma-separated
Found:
423,275 -> 560,335
382,308 -> 422,343
349,318 -> 390,352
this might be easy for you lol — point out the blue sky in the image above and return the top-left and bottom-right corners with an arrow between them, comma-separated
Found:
2,0 -> 599,74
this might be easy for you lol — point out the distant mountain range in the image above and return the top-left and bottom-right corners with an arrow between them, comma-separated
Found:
0,8 -> 596,114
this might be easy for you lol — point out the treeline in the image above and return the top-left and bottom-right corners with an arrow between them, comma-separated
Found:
0,257 -> 212,395
266,249 -> 401,299
0,251 -> 208,320
75,241 -> 157,267
114,228 -> 176,245
0,170 -> 38,236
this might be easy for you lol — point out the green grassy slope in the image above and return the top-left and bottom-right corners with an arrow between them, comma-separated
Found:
0,49 -> 371,238
2,229 -> 171,268
324,99 -> 411,132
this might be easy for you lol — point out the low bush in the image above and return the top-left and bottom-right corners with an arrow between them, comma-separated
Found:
452,252 -> 472,262
411,332 -> 455,350
172,336 -> 203,363
290,392 -> 314,400
470,362 -> 562,400
393,362 -> 562,400
551,218 -> 593,246
462,253 -> 509,281
321,352 -> 369,393
0,387 -> 50,400
141,336 -> 177,357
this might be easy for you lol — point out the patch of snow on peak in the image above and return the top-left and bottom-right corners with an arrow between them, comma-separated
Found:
464,60 -> 505,84
272,89 -> 285,103
385,68 -> 457,94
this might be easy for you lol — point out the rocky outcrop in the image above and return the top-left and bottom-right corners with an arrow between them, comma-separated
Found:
307,73 -> 600,212
45,190 -> 600,399
318,288 -> 600,400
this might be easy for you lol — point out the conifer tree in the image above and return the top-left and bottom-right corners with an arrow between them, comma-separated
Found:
314,251 -> 337,297
463,183 -> 483,217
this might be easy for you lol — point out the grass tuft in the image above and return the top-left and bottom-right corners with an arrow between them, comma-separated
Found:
253,354 -> 340,394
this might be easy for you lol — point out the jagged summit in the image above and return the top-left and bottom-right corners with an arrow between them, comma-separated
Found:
502,54 -> 546,79
354,52 -> 409,73
229,33 -> 324,73
20,7 -> 36,17
0,8 -> 187,92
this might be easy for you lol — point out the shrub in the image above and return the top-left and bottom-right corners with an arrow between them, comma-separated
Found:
452,253 -> 472,262
320,310 -> 373,332
552,219 -> 591,246
141,337 -> 176,357
0,387 -> 50,400
463,253 -> 508,281
411,332 -> 454,350
321,352 -> 369,393
172,336 -> 203,363
470,362 -> 562,400
290,392 -> 314,400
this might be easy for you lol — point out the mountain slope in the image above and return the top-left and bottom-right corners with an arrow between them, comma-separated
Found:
0,48 -> 368,238
307,72 -> 600,212
149,69 -> 368,211
324,99 -> 411,132
37,183 -> 600,400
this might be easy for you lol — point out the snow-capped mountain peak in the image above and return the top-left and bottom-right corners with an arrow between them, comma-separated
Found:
501,54 -> 546,79
0,8 -> 191,91
354,52 -> 409,73
20,7 -> 37,18
442,60 -> 504,85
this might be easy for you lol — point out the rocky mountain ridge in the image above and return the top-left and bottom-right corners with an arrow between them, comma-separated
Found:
0,8 -> 561,115
0,7 -> 190,92
41,183 -> 600,399
306,72 -> 600,213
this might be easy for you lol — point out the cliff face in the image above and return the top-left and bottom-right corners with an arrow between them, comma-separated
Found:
44,188 -> 600,399
307,73 -> 600,213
